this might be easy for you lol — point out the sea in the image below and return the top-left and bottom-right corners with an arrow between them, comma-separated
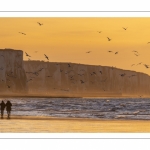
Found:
1,97 -> 150,120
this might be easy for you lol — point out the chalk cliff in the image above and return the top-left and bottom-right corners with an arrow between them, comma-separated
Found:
23,61 -> 150,97
1,49 -> 149,97
0,49 -> 27,94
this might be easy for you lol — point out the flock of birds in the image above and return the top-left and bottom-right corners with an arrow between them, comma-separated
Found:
18,23 -> 150,70
18,22 -> 49,61
0,22 -> 149,117
86,27 -> 150,70
1,23 -> 149,95
24,58 -> 139,94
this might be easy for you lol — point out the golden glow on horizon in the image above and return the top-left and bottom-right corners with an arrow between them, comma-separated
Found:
1,18 -> 150,75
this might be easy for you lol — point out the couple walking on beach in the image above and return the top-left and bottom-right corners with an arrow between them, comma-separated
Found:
0,100 -> 12,119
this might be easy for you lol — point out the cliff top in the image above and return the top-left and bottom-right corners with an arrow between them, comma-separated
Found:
0,48 -> 23,52
23,60 -> 150,77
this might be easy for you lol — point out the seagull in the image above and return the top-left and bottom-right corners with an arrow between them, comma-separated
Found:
25,52 -> 31,57
132,50 -> 138,53
147,42 -> 150,44
137,62 -> 142,65
38,68 -> 44,72
80,80 -> 85,84
37,22 -> 43,26
99,71 -> 102,74
144,64 -> 149,68
134,53 -> 139,56
93,72 -> 96,75
19,32 -> 26,35
7,85 -> 10,88
86,51 -> 91,53
122,27 -> 128,30
120,73 -> 126,77
107,37 -> 111,41
44,54 -> 49,60
97,31 -> 102,33
115,51 -> 118,54
108,51 -> 113,52
131,64 -> 135,67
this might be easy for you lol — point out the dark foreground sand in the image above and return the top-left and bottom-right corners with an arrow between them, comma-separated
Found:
0,116 -> 150,132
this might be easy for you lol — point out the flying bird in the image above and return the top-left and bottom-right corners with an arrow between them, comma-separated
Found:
134,53 -> 139,56
137,62 -> 142,65
122,27 -> 128,30
25,52 -> 31,57
131,64 -> 135,67
37,22 -> 43,26
93,72 -> 96,75
97,31 -> 102,33
107,37 -> 111,41
7,85 -> 10,88
115,51 -> 118,54
144,64 -> 149,68
80,80 -> 85,84
86,51 -> 91,53
147,42 -> 150,44
120,73 -> 126,77
132,50 -> 138,53
99,71 -> 102,74
108,51 -> 113,52
19,32 -> 26,35
44,54 -> 49,60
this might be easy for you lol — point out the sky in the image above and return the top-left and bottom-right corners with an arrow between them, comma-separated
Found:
0,17 -> 150,75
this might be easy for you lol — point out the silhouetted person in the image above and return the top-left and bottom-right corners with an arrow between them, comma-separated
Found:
5,101 -> 12,119
0,101 -> 5,119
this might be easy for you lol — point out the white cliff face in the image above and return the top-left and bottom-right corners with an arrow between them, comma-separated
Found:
24,61 -> 150,97
0,49 -> 27,94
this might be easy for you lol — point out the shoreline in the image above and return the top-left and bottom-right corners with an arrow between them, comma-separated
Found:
1,115 -> 150,121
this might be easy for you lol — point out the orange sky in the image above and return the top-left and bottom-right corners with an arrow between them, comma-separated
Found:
1,17 -> 150,75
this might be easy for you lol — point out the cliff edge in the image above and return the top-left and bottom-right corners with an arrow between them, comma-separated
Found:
0,49 -> 27,95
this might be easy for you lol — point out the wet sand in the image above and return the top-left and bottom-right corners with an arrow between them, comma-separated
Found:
0,116 -> 150,132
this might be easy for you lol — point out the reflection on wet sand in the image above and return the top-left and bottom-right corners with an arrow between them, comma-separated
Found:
0,116 -> 150,132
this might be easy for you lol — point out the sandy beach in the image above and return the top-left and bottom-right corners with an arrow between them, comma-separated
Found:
0,116 -> 150,132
